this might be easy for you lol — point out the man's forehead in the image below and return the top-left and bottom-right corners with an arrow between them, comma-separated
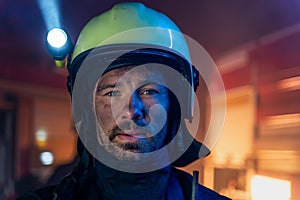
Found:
97,65 -> 167,86
97,66 -> 134,85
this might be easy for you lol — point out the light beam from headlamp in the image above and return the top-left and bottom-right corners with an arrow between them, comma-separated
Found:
38,0 -> 60,30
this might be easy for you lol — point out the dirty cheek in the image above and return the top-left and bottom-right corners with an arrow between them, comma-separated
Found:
95,100 -> 113,126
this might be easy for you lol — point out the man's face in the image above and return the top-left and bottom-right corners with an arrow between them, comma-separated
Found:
94,66 -> 170,155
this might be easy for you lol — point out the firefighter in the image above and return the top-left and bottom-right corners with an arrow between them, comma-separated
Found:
18,2 -> 229,199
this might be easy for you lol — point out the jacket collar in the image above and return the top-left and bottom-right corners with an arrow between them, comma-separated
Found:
95,161 -> 177,199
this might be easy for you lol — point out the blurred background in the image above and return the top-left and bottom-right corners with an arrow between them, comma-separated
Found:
1,0 -> 300,199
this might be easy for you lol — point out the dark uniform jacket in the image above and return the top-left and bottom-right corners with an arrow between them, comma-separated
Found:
18,135 -> 231,200
18,160 -> 230,200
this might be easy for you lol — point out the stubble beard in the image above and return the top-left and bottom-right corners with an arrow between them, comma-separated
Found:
96,121 -> 166,161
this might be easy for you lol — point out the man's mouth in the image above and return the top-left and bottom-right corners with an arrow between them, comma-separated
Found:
108,132 -> 144,152
121,130 -> 150,137
107,127 -> 157,153
115,134 -> 139,143
114,131 -> 148,141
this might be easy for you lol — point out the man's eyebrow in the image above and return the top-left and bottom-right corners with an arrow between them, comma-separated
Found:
139,80 -> 166,88
97,83 -> 116,91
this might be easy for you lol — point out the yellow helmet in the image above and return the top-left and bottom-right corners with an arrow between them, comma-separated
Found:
71,2 -> 190,63
68,2 -> 198,121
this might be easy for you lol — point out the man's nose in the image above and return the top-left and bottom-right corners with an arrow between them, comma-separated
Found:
127,92 -> 144,121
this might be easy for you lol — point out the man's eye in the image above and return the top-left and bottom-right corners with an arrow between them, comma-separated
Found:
104,90 -> 120,97
141,89 -> 159,95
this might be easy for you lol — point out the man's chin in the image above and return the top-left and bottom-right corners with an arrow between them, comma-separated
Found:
115,142 -> 142,152
104,141 -> 143,161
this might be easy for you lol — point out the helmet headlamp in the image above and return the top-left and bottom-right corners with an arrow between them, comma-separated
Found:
46,27 -> 73,66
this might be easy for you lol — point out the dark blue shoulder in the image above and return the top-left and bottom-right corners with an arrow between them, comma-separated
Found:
16,185 -> 56,200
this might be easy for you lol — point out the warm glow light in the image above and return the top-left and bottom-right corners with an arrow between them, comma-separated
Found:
251,175 -> 291,200
36,129 -> 48,147
278,75 -> 300,91
264,113 -> 300,127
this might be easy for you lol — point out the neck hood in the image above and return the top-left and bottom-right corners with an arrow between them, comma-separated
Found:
95,161 -> 184,199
